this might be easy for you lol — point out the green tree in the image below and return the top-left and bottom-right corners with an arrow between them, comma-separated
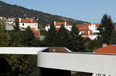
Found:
10,30 -> 23,46
55,24 -> 70,47
45,22 -> 56,47
0,55 -> 11,76
21,26 -> 36,46
0,20 -> 6,32
69,24 -> 86,52
7,55 -> 29,76
88,40 -> 102,50
10,17 -> 24,46
98,14 -> 114,44
13,17 -> 20,32
0,33 -> 11,47
111,30 -> 116,44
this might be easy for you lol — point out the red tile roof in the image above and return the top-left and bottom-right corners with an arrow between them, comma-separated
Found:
56,28 -> 60,31
31,28 -> 40,36
56,22 -> 70,25
47,22 -> 71,26
94,45 -> 116,53
76,23 -> 91,28
19,19 -> 37,23
95,23 -> 100,27
78,27 -> 89,31
76,23 -> 100,28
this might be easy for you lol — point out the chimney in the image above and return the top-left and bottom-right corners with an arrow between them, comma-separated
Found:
88,30 -> 90,35
19,18 -> 21,22
103,43 -> 107,47
31,19 -> 33,22
65,21 -> 67,25
54,21 -> 56,25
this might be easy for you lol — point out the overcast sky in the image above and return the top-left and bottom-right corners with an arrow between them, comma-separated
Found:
1,0 -> 116,23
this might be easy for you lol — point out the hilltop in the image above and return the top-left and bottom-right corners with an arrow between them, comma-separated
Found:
0,1 -> 89,26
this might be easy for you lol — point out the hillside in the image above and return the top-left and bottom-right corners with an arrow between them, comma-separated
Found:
0,1 -> 89,26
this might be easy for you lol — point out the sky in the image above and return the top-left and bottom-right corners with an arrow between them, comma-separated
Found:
1,0 -> 116,23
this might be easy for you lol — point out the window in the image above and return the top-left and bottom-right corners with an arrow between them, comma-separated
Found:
22,23 -> 24,26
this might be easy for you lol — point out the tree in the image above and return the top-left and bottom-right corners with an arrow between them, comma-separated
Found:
98,14 -> 114,44
111,30 -> 116,44
45,22 -> 56,47
6,55 -> 29,76
68,24 -> 86,52
20,26 -> 40,47
10,30 -> 23,46
55,24 -> 70,47
0,20 -> 6,32
88,40 -> 102,50
0,33 -> 11,47
13,17 -> 20,32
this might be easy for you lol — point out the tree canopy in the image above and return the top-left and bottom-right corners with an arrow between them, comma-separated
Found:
55,24 -> 70,47
98,14 -> 114,45
45,22 -> 56,47
68,24 -> 86,52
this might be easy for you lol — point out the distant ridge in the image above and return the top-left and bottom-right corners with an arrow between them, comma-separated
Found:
0,1 -> 89,26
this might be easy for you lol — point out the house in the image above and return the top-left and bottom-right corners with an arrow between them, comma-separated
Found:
31,28 -> 45,40
93,45 -> 116,76
76,23 -> 100,40
17,18 -> 44,40
45,21 -> 72,31
5,18 -> 15,25
45,21 -> 100,40
18,18 -> 38,30
0,16 -> 6,20
81,30 -> 98,40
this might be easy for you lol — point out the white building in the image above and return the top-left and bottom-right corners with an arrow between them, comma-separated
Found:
76,23 -> 100,40
18,18 -> 38,30
81,30 -> 98,40
5,18 -> 15,25
88,23 -> 100,33
45,21 -> 72,31
0,16 -> 6,20
45,22 -> 100,40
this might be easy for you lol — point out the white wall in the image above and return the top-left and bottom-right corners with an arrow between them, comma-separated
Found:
38,52 -> 116,76
89,35 -> 98,40
45,25 -> 72,31
0,47 -> 48,55
19,23 -> 38,30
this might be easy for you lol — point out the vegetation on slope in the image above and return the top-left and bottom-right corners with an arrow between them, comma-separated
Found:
0,1 -> 89,26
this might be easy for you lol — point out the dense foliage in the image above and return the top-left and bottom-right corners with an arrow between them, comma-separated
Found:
45,22 -> 56,47
98,14 -> 114,45
45,23 -> 86,52
0,20 -> 41,76
0,1 -> 88,26
68,24 -> 86,52
55,24 -> 70,47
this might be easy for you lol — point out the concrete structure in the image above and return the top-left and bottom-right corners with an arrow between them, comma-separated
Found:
5,23 -> 14,31
0,47 -> 116,76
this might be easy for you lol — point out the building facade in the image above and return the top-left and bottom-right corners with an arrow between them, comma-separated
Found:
93,45 -> 116,76
45,21 -> 100,40
45,21 -> 72,31
76,23 -> 100,40
18,18 -> 38,30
